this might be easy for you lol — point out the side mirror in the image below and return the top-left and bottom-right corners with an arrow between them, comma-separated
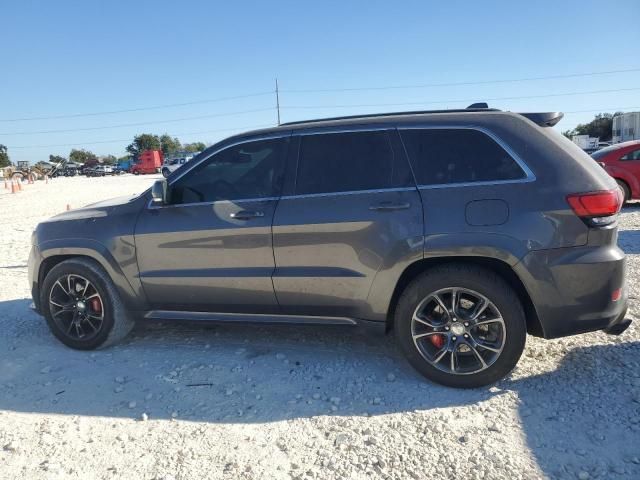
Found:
151,179 -> 168,205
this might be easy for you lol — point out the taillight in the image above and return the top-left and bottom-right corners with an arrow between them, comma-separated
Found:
566,189 -> 623,226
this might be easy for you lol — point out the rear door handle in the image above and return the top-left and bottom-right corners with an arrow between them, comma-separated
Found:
229,210 -> 265,220
369,202 -> 411,211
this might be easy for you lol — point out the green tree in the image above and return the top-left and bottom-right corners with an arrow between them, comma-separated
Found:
564,112 -> 623,142
159,134 -> 181,155
184,142 -> 206,153
48,154 -> 66,164
0,144 -> 10,168
69,148 -> 97,164
126,134 -> 161,158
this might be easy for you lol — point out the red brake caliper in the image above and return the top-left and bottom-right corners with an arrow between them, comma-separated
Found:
90,298 -> 102,314
429,334 -> 445,349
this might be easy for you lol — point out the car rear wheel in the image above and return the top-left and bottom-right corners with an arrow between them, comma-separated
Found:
616,180 -> 630,204
395,264 -> 526,388
40,258 -> 134,350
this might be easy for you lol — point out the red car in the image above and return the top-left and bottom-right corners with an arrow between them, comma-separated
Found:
592,140 -> 640,202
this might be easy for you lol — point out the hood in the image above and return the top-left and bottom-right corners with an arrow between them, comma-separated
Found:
44,194 -> 142,222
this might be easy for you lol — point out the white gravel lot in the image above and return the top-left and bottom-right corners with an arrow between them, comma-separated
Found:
0,174 -> 638,480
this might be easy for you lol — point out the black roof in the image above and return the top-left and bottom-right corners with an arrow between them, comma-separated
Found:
222,104 -> 563,144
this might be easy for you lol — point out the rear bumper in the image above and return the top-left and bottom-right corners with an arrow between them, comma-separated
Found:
515,244 -> 629,339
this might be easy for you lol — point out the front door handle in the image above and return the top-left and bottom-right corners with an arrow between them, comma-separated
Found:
230,210 -> 265,220
369,202 -> 411,211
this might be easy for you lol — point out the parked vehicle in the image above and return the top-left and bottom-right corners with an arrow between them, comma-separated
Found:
130,150 -> 163,175
592,140 -> 640,202
161,156 -> 193,178
28,106 -> 630,388
115,159 -> 132,174
85,165 -> 114,177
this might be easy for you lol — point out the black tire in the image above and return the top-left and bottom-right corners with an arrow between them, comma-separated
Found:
394,264 -> 526,388
616,179 -> 630,204
40,258 -> 134,350
162,168 -> 170,178
134,170 -> 140,175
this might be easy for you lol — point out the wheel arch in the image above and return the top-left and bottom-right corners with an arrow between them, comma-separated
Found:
386,256 -> 544,337
37,240 -> 144,311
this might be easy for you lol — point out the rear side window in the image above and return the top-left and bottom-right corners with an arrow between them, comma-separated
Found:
400,128 -> 526,186
296,131 -> 399,195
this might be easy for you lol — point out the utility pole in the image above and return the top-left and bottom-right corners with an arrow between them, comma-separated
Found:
275,78 -> 281,126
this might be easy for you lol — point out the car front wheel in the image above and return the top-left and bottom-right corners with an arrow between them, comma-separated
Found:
395,264 -> 526,388
162,168 -> 170,178
40,258 -> 134,350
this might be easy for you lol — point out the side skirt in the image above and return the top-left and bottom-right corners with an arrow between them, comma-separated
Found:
144,310 -> 360,326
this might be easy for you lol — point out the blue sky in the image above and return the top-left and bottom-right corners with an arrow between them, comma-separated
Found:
1,0 -> 639,163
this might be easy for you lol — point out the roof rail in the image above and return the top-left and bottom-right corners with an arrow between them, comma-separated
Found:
280,105 -> 500,127
279,103 -> 563,127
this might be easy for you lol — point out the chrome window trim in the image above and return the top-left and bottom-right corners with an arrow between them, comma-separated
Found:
280,186 -> 416,201
292,126 -> 393,136
148,196 -> 279,210
397,124 -> 536,188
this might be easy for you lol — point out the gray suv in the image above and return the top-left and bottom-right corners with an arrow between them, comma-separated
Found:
28,107 -> 630,388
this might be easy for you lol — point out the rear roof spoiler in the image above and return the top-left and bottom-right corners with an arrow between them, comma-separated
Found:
517,112 -> 564,127
464,104 -> 564,127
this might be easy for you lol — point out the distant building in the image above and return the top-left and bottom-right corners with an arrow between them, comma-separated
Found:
612,112 -> 640,143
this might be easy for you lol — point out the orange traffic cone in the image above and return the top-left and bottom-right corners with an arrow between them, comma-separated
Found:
11,181 -> 18,194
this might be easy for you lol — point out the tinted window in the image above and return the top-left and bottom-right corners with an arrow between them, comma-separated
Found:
169,137 -> 286,204
621,149 -> 640,161
401,129 -> 526,185
296,131 -> 397,195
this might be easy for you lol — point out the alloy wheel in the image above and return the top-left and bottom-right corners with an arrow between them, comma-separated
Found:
411,287 -> 506,375
48,274 -> 105,341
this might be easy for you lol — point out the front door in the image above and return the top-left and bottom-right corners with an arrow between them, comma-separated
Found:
135,135 -> 289,313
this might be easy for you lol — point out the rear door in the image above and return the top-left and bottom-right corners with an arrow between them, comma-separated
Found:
619,146 -> 640,181
272,128 -> 423,320
135,134 -> 289,313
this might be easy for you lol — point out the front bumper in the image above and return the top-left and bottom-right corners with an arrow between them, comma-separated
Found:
27,244 -> 43,315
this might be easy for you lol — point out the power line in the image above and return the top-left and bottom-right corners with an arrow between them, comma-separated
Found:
0,91 -> 274,123
1,67 -> 638,123
0,107 -> 275,136
6,123 -> 274,149
563,106 -> 640,114
280,67 -> 640,93
281,87 -> 640,110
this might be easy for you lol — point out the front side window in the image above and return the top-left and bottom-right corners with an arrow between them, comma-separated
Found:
295,130 -> 397,195
400,128 -> 526,186
621,148 -> 640,161
169,137 -> 287,205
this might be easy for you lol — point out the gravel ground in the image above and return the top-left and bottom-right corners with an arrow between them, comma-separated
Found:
0,174 -> 638,480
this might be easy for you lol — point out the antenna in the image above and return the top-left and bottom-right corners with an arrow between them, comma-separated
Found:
275,78 -> 281,126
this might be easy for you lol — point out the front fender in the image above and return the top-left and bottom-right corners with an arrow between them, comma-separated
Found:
35,238 -> 147,311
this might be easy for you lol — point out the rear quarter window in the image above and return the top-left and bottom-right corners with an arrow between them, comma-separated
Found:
400,128 -> 526,186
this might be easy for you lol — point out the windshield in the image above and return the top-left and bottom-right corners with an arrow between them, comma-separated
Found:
591,145 -> 621,160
